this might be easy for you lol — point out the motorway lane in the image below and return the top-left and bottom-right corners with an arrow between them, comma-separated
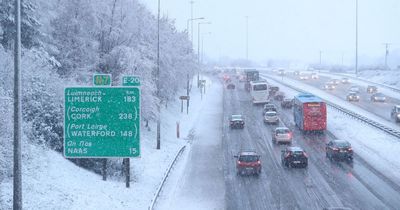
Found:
284,73 -> 400,125
222,77 -> 400,210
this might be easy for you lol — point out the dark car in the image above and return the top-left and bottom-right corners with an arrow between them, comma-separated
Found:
269,86 -> 279,96
281,147 -> 308,168
234,151 -> 261,176
346,92 -> 360,102
263,104 -> 277,114
274,91 -> 285,101
367,85 -> 378,93
281,98 -> 293,108
390,105 -> 400,123
229,114 -> 244,129
227,83 -> 235,89
371,92 -> 386,102
326,140 -> 353,161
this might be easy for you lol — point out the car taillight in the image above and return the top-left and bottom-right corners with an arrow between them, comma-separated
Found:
333,148 -> 339,151
257,160 -> 261,165
288,132 -> 292,138
348,147 -> 353,152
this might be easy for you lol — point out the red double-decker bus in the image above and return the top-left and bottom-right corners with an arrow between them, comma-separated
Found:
293,93 -> 327,132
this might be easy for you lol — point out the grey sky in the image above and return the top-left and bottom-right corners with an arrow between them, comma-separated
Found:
141,0 -> 400,66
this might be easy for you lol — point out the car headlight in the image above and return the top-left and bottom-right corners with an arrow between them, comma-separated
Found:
397,114 -> 400,118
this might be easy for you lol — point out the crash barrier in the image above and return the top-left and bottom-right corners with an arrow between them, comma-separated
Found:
148,145 -> 187,210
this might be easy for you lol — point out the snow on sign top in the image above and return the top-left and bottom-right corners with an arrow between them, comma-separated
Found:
64,87 -> 140,158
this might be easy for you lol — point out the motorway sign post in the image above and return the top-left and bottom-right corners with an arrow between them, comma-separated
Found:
64,87 -> 140,158
179,96 -> 190,113
93,74 -> 112,86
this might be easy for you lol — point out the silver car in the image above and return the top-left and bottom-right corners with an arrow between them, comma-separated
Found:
264,111 -> 279,124
272,127 -> 292,144
371,93 -> 386,102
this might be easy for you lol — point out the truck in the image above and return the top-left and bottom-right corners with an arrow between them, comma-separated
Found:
244,70 -> 259,91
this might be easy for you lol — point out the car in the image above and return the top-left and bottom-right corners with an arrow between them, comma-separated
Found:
274,91 -> 285,101
234,151 -> 261,176
281,147 -> 308,168
367,85 -> 378,93
326,140 -> 353,161
349,85 -> 360,93
311,73 -> 319,79
371,92 -> 386,102
229,114 -> 245,129
323,83 -> 336,90
264,111 -> 279,124
346,92 -> 360,102
341,78 -> 350,84
299,74 -> 309,80
390,105 -> 400,122
277,69 -> 285,76
263,103 -> 277,113
227,83 -> 235,89
239,75 -> 246,82
294,71 -> 300,75
281,98 -> 293,109
331,79 -> 340,85
269,86 -> 279,96
272,127 -> 293,144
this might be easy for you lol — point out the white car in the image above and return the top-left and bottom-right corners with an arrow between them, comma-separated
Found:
299,74 -> 309,80
311,73 -> 319,79
272,127 -> 292,144
349,86 -> 360,93
264,111 -> 279,124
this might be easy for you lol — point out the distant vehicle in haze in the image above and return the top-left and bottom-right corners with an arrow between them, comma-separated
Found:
349,85 -> 360,93
281,98 -> 293,109
269,86 -> 279,96
274,91 -> 285,101
326,140 -> 353,161
229,114 -> 245,129
331,79 -> 340,85
294,71 -> 300,75
250,80 -> 269,104
299,74 -> 309,80
264,111 -> 279,125
311,73 -> 319,79
346,92 -> 360,102
277,69 -> 285,76
323,83 -> 336,90
244,70 -> 259,91
367,85 -> 378,93
272,127 -> 293,144
293,93 -> 327,132
371,92 -> 386,102
227,83 -> 235,89
391,105 -> 400,123
234,151 -> 261,176
341,78 -> 350,84
281,147 -> 308,168
263,104 -> 277,113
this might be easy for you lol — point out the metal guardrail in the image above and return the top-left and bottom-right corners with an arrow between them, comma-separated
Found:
261,73 -> 400,139
148,145 -> 187,210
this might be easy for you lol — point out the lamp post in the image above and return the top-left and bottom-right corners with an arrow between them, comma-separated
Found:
186,17 -> 204,41
156,0 -> 161,149
245,16 -> 249,61
355,0 -> 358,76
197,22 -> 211,87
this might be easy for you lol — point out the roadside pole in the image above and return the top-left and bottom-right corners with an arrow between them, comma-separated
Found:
186,74 -> 190,114
13,0 -> 22,208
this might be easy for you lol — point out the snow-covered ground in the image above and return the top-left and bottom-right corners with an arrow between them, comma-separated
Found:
0,76 -> 213,210
264,76 -> 400,184
155,77 -> 225,210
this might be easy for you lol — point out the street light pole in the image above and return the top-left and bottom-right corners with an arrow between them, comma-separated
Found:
383,43 -> 391,70
186,17 -> 205,42
156,0 -> 161,149
190,1 -> 194,43
355,0 -> 358,76
245,16 -> 249,61
13,0 -> 22,209
197,22 -> 211,87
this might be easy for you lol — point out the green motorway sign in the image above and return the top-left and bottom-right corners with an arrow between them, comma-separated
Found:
93,74 -> 112,86
64,87 -> 140,158
122,75 -> 141,86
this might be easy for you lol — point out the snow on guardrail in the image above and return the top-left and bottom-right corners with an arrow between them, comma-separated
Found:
262,74 -> 400,139
148,145 -> 187,210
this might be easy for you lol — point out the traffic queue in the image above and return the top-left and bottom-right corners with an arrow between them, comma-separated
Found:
223,69 -> 353,176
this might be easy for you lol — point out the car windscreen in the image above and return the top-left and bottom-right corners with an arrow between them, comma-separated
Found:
335,141 -> 350,148
265,112 -> 276,116
231,115 -> 242,120
375,93 -> 384,97
239,155 -> 259,162
276,129 -> 289,134
292,151 -> 304,156
253,84 -> 268,91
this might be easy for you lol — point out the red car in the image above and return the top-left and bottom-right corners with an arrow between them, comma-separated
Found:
234,151 -> 261,176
